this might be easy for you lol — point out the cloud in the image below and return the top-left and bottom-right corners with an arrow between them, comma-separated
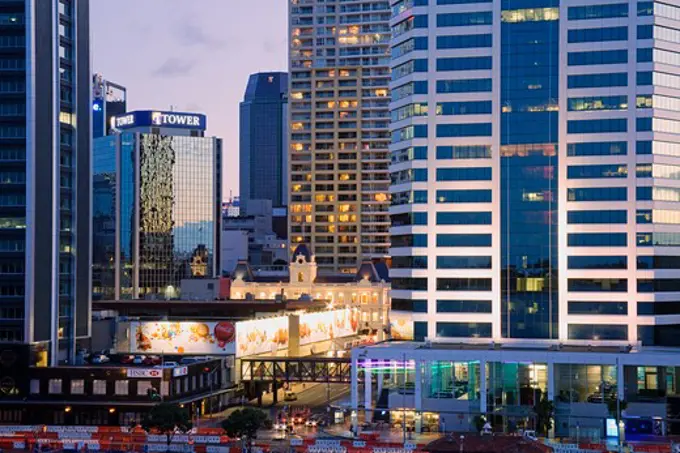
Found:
152,58 -> 195,78
179,21 -> 226,50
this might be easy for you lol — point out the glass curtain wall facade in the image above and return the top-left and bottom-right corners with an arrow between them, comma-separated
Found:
239,72 -> 288,212
389,0 -> 680,344
289,0 -> 391,274
0,0 -> 91,365
92,133 -> 221,300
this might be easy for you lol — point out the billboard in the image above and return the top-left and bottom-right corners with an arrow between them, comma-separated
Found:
299,308 -> 359,346
390,313 -> 414,340
128,317 -> 289,357
131,321 -> 236,355
235,317 -> 289,357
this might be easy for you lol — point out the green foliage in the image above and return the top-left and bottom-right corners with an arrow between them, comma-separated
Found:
607,399 -> 628,417
141,403 -> 192,445
222,408 -> 272,442
473,415 -> 486,433
533,397 -> 554,436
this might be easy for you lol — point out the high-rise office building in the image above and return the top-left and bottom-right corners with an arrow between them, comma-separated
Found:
92,110 -> 222,300
0,0 -> 91,365
240,72 -> 288,212
92,73 -> 126,138
288,0 -> 392,274
389,0 -> 680,345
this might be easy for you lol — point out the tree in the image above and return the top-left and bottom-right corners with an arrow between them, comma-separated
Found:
533,397 -> 554,436
222,408 -> 272,451
473,415 -> 486,433
607,398 -> 628,418
141,403 -> 192,450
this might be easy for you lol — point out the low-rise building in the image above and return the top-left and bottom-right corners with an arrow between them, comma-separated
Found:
230,245 -> 391,341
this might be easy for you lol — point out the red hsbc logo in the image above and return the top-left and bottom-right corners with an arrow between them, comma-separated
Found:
127,368 -> 162,378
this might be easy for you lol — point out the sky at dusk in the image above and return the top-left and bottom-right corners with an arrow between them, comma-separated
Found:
91,0 -> 288,200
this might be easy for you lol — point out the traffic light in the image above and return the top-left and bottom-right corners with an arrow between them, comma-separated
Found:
147,387 -> 161,401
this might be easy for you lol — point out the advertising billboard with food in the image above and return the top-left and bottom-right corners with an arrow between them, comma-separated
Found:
130,321 -> 237,354
298,308 -> 359,346
235,316 -> 289,357
390,313 -> 414,340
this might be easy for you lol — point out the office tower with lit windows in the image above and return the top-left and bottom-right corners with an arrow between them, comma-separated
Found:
240,72 -> 288,213
0,0 -> 91,365
289,0 -> 392,274
389,0 -> 680,346
92,73 -> 126,138
92,110 -> 222,300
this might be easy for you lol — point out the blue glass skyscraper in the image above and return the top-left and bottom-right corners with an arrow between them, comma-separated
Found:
239,72 -> 288,212
93,111 -> 222,300
0,0 -> 91,365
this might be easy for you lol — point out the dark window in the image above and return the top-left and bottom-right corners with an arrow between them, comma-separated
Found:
436,256 -> 492,269
436,300 -> 492,313
637,302 -> 680,316
637,256 -> 680,269
437,34 -> 492,49
568,324 -> 628,340
568,72 -> 627,88
436,79 -> 492,93
567,26 -> 627,43
567,164 -> 627,179
414,321 -> 428,341
567,119 -> 627,134
436,211 -> 491,225
568,3 -> 628,20
392,256 -> 428,269
568,233 -> 627,247
567,255 -> 627,269
437,234 -> 492,247
391,278 -> 428,291
568,301 -> 628,315
437,189 -> 492,203
567,210 -> 627,224
392,234 -> 427,248
437,12 -> 493,27
436,123 -> 492,137
392,298 -> 428,313
436,278 -> 491,291
436,145 -> 491,159
568,50 -> 628,65
567,187 -> 627,201
568,278 -> 628,292
436,167 -> 492,181
638,279 -> 680,292
437,322 -> 492,338
391,212 -> 428,227
437,57 -> 492,72
438,101 -> 492,115
567,141 -> 626,156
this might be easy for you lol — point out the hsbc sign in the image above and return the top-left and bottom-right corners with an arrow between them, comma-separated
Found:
126,368 -> 163,378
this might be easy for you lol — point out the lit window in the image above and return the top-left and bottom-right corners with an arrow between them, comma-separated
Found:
48,379 -> 62,394
70,379 -> 84,395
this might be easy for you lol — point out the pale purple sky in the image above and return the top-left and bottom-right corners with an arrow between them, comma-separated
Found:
91,0 -> 288,200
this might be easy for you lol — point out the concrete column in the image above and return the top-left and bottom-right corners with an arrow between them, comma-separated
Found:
351,357 -> 359,411
415,412 -> 422,434
415,359 -> 422,411
364,360 -> 373,422
547,362 -> 555,401
618,360 -> 625,401
480,360 -> 487,416
377,369 -> 384,394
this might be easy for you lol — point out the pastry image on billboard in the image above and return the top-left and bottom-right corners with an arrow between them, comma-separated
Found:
130,321 -> 236,354
298,308 -> 358,346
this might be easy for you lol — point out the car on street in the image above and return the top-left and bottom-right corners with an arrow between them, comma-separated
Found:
284,391 -> 297,402
120,355 -> 135,364
91,354 -> 110,364
132,355 -> 146,365
143,355 -> 161,365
